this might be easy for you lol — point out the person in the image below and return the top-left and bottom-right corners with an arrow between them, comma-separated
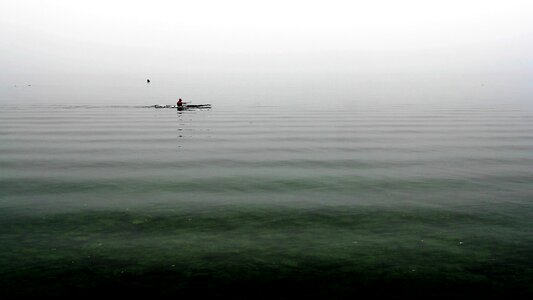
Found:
176,99 -> 185,111
147,79 -> 150,83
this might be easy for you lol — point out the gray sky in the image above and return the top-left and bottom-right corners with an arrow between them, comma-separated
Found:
1,0 -> 532,76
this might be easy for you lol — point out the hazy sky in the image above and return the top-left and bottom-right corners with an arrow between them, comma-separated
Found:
1,0 -> 532,76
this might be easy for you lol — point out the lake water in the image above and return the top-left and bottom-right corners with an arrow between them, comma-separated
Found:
1,78 -> 533,298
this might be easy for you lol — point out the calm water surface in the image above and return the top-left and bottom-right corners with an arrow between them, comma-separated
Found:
1,103 -> 532,298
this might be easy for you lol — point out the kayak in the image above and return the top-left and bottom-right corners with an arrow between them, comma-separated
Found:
154,104 -> 211,109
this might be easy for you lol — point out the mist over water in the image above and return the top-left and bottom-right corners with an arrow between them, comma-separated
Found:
1,35 -> 533,299
1,0 -> 533,298
2,72 -> 532,109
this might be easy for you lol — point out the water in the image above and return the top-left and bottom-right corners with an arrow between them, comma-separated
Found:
1,100 -> 533,298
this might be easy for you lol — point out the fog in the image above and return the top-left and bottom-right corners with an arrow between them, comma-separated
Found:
0,0 -> 532,106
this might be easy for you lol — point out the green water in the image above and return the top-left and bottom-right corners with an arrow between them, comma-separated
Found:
1,105 -> 532,298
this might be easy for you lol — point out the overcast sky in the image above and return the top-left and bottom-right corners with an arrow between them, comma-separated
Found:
1,0 -> 532,76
